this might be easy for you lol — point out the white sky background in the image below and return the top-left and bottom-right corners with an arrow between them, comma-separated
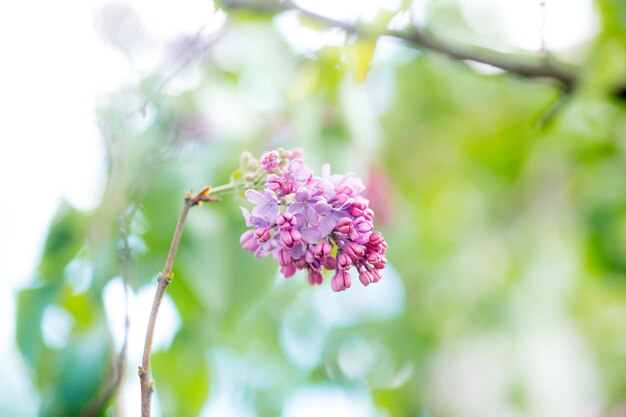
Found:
0,0 -> 598,415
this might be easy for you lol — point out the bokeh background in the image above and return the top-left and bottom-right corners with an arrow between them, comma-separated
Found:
2,0 -> 626,416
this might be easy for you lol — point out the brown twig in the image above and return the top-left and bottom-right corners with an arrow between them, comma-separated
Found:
222,0 -> 580,90
81,276 -> 130,416
139,187 -> 219,417
79,209 -> 136,417
79,308 -> 128,417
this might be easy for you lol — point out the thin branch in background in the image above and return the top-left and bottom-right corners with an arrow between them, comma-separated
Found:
79,208 -> 136,417
222,0 -> 590,124
221,0 -> 580,90
531,0 -> 572,127
130,23 -> 227,119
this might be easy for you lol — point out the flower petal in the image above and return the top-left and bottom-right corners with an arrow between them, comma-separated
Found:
301,227 -> 323,244
262,189 -> 278,202
318,215 -> 336,237
321,163 -> 331,179
250,214 -> 270,228
240,207 -> 252,227
288,159 -> 304,173
245,189 -> 266,205
255,247 -> 271,258
304,204 -> 320,224
293,168 -> 312,183
288,202 -> 305,214
315,201 -> 333,215
255,241 -> 274,258
290,242 -> 306,259
295,188 -> 310,202
292,213 -> 307,228
255,202 -> 279,221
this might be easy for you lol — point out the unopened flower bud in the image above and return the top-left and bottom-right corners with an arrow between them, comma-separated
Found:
305,249 -> 316,264
337,185 -> 354,196
322,256 -> 336,270
280,180 -> 294,195
290,229 -> 301,244
254,227 -> 271,242
344,241 -> 365,259
310,241 -> 331,259
281,264 -> 296,278
379,241 -> 388,255
294,257 -> 308,269
356,234 -> 369,245
240,230 -> 260,252
333,194 -> 349,206
339,270 -> 351,287
359,270 -> 373,286
369,231 -> 384,246
331,270 -> 351,292
367,253 -> 380,264
370,269 -> 382,282
307,270 -> 323,285
337,252 -> 352,270
278,248 -> 292,267
349,200 -> 366,218
267,174 -> 282,192
309,259 -> 322,271
320,241 -> 333,257
311,243 -> 323,258
279,229 -> 301,248
336,217 -> 353,234
374,258 -> 386,269
277,211 -> 296,229
354,217 -> 373,234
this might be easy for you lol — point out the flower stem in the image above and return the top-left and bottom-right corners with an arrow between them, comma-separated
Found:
138,188 -> 219,417
209,170 -> 267,197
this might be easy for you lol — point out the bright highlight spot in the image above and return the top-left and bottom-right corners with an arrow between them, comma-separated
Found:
42,305 -> 75,349
282,386 -> 377,417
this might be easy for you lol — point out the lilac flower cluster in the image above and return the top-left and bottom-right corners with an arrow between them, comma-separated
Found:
240,149 -> 387,292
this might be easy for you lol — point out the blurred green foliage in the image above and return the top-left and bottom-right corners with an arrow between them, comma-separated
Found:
15,0 -> 626,416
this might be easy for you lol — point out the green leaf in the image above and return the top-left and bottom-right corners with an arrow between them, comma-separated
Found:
39,326 -> 112,416
597,0 -> 626,37
152,327 -> 210,416
16,285 -> 58,367
38,204 -> 87,281
345,38 -> 377,84
17,284 -> 112,416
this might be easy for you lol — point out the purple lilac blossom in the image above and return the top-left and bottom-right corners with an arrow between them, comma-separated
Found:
261,150 -> 280,171
240,149 -> 387,293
